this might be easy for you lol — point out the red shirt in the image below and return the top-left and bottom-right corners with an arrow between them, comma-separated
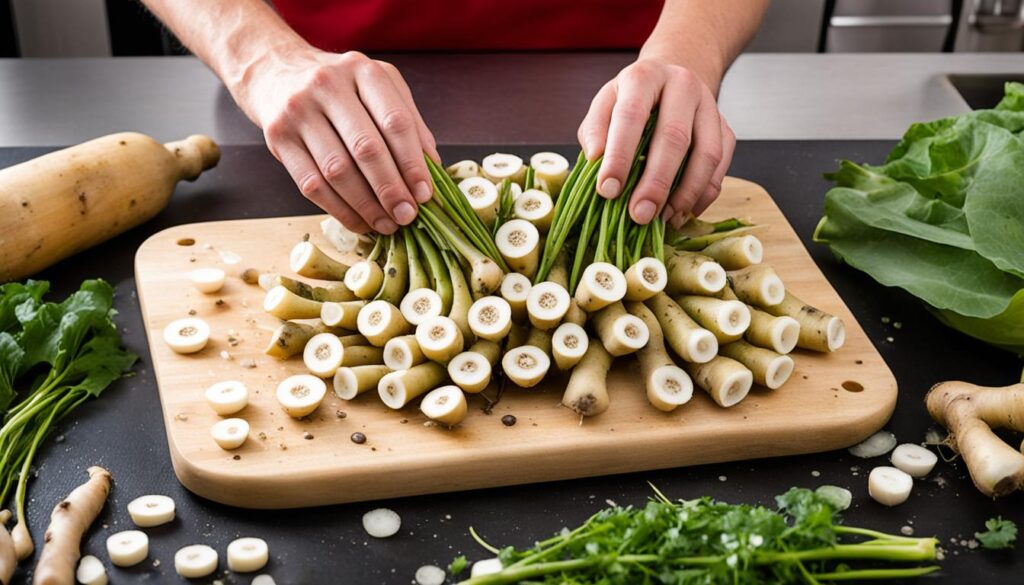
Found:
273,0 -> 664,52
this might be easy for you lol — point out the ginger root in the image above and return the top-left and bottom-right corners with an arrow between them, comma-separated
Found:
32,466 -> 112,585
926,381 -> 1024,497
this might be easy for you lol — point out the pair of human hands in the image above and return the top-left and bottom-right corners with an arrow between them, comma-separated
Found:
237,48 -> 735,234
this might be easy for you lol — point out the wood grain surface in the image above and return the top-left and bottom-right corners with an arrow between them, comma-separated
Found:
135,177 -> 897,509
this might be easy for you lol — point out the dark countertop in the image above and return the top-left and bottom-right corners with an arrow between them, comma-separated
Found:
2,141 -> 1021,584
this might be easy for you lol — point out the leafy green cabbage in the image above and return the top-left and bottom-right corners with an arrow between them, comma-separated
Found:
815,82 -> 1024,354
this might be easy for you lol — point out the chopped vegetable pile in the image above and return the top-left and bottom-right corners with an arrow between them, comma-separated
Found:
815,81 -> 1024,354
456,487 -> 939,584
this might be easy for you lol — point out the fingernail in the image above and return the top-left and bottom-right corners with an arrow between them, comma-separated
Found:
633,201 -> 656,224
599,178 -> 621,199
414,181 -> 432,203
393,202 -> 416,225
662,204 -> 675,221
373,218 -> 398,234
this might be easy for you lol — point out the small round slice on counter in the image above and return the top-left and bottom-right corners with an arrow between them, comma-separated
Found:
175,544 -> 219,578
227,537 -> 269,572
106,530 -> 149,567
211,418 -> 249,450
420,385 -> 468,427
189,267 -> 226,294
363,508 -> 401,538
868,466 -> 913,506
303,332 -> 344,377
890,443 -> 938,477
163,317 -> 210,354
76,555 -> 107,585
252,576 -> 277,585
415,564 -> 447,585
204,380 -> 248,415
127,494 -> 176,527
276,374 -> 327,418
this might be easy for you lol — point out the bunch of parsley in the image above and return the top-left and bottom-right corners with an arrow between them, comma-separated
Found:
457,487 -> 939,584
0,279 -> 136,540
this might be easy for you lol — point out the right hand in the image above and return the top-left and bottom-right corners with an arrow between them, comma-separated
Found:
232,47 -> 440,234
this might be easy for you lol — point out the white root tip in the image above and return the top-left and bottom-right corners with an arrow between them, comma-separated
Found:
577,262 -> 627,310
686,330 -> 719,364
502,346 -> 550,388
448,352 -> 492,393
612,315 -> 650,352
698,262 -> 727,294
400,289 -> 443,326
289,241 -> 314,272
513,189 -> 554,229
357,300 -> 403,341
717,370 -> 753,407
760,274 -> 785,306
459,176 -> 499,211
624,258 -> 667,300
333,368 -> 360,400
415,316 -> 464,362
482,152 -> 524,181
771,316 -> 800,354
529,152 -> 570,176
649,366 -> 694,410
552,323 -> 588,368
764,355 -> 795,390
868,466 -> 913,506
275,374 -> 327,418
741,235 -> 764,265
526,282 -> 570,328
420,385 -> 468,426
377,372 -> 408,409
826,316 -> 846,351
890,443 -> 938,478
468,296 -> 513,341
383,337 -> 418,370
303,332 -> 344,377
500,273 -> 531,302
717,300 -> 751,336
495,220 -> 539,273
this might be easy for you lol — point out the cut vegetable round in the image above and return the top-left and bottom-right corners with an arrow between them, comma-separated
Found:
302,332 -> 344,377
106,530 -> 148,567
76,554 -> 107,585
127,495 -> 175,528
665,251 -> 727,296
623,257 -> 667,301
471,557 -> 504,578
459,176 -> 500,225
344,260 -> 385,299
276,374 -> 327,418
701,235 -> 764,270
530,151 -> 570,195
501,272 -> 532,323
383,335 -> 425,370
719,341 -> 795,390
448,351 -> 492,394
203,380 -> 248,415
227,537 -> 269,573
334,365 -> 391,400
415,316 -> 465,363
647,366 -> 694,411
320,300 -> 366,329
290,240 -> 350,280
513,189 -> 555,231
575,262 -> 627,312
745,307 -> 800,354
890,444 -> 938,477
686,356 -> 753,408
210,418 -> 249,450
815,485 -> 852,511
400,288 -> 444,326
189,267 -> 225,294
848,430 -> 897,459
446,159 -> 481,180
163,317 -> 210,354
495,219 -> 540,278
415,564 -> 447,585
420,385 -> 468,427
263,285 -> 323,320
357,300 -> 410,347
526,281 -> 570,330
502,345 -> 550,388
593,302 -> 649,356
363,508 -> 401,538
868,466 -> 913,506
482,152 -> 525,184
676,296 -> 751,342
729,265 -> 786,308
551,322 -> 589,370
378,363 -> 447,409
174,544 -> 218,578
468,296 -> 512,341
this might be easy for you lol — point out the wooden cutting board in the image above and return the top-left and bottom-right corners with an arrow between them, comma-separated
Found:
135,177 -> 896,509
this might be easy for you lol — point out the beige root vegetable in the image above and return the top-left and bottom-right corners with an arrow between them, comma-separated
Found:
420,386 -> 469,426
526,282 -> 570,330
260,274 -> 356,302
562,341 -> 612,417
31,466 -> 111,584
664,250 -> 726,296
700,235 -> 763,270
481,153 -> 526,185
574,263 -> 627,312
302,333 -> 345,377
320,300 -> 366,329
264,321 -> 344,359
551,323 -> 589,370
337,345 -> 384,367
344,260 -> 385,299
446,259 -> 476,343
623,258 -> 668,301
378,362 -> 447,409
626,301 -> 694,412
0,511 -> 14,585
448,339 -> 500,393
719,341 -> 794,390
686,356 -> 753,408
592,302 -> 649,357
644,293 -> 718,364
926,381 -> 1024,497
468,296 -> 512,341
0,133 -> 219,281
500,273 -> 531,324
290,241 -> 350,281
529,151 -> 570,195
763,291 -> 846,352
675,296 -> 751,343
357,301 -> 410,347
513,189 -> 555,232
415,316 -> 465,363
264,286 -> 322,320
495,220 -> 540,278
729,265 -> 785,308
400,289 -> 443,326
744,304 -> 800,354
548,250 -> 588,326
383,335 -> 425,370
333,365 -> 391,400
459,177 -> 500,225
502,328 -> 552,388
446,159 -> 482,180
276,374 -> 327,418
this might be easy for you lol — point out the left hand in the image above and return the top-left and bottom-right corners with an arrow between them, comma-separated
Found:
578,58 -> 736,228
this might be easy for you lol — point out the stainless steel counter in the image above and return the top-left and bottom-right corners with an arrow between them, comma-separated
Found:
0,53 -> 1022,147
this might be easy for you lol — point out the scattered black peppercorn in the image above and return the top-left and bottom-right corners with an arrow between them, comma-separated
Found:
336,410 -> 347,419
303,432 -> 314,440
232,455 -> 240,460
351,432 -> 367,444
501,415 -> 517,427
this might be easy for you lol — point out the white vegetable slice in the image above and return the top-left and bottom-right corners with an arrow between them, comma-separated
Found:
495,219 -> 540,278
502,345 -> 550,388
303,332 -> 344,377
175,544 -> 219,578
848,430 -> 898,459
575,262 -> 627,312
344,260 -> 384,299
468,296 -> 512,341
252,576 -> 277,585
471,557 -> 504,577
76,554 -> 107,585
127,494 -> 176,527
647,366 -> 694,410
815,485 -> 852,511
357,300 -> 410,347
500,273 -> 531,323
189,267 -> 226,294
400,288 -> 443,326
481,152 -> 525,183
106,530 -> 148,567
890,443 -> 938,477
415,565 -> 447,585
513,189 -> 554,231
446,159 -> 481,180
415,316 -> 464,363
321,216 -> 362,253
384,335 -> 425,370
275,374 -> 327,418
459,176 -> 500,224
163,317 -> 210,354
333,365 -> 390,400
204,380 -> 248,415
530,151 -> 570,191
868,466 -> 913,506
551,322 -> 588,370
623,258 -> 667,301
211,418 -> 249,450
526,281 -> 570,330
227,537 -> 269,573
420,385 -> 468,427
447,352 -> 492,394
363,508 -> 401,538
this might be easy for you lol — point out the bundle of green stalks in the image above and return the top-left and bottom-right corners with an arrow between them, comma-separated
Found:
254,112 -> 848,427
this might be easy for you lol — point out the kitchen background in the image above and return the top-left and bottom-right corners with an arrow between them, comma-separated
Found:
2,0 -> 1023,58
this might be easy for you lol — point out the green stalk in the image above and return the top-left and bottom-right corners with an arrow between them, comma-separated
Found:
405,228 -> 429,291
412,228 -> 453,313
374,231 -> 409,304
367,235 -> 385,262
568,195 -> 602,292
535,159 -> 600,282
524,166 -> 535,191
810,567 -> 941,580
419,205 -> 503,272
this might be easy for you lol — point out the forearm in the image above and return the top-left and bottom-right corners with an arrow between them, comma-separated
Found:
640,0 -> 768,94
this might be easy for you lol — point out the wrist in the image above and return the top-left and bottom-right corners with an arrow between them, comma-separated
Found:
223,39 -> 319,122
639,44 -> 725,95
